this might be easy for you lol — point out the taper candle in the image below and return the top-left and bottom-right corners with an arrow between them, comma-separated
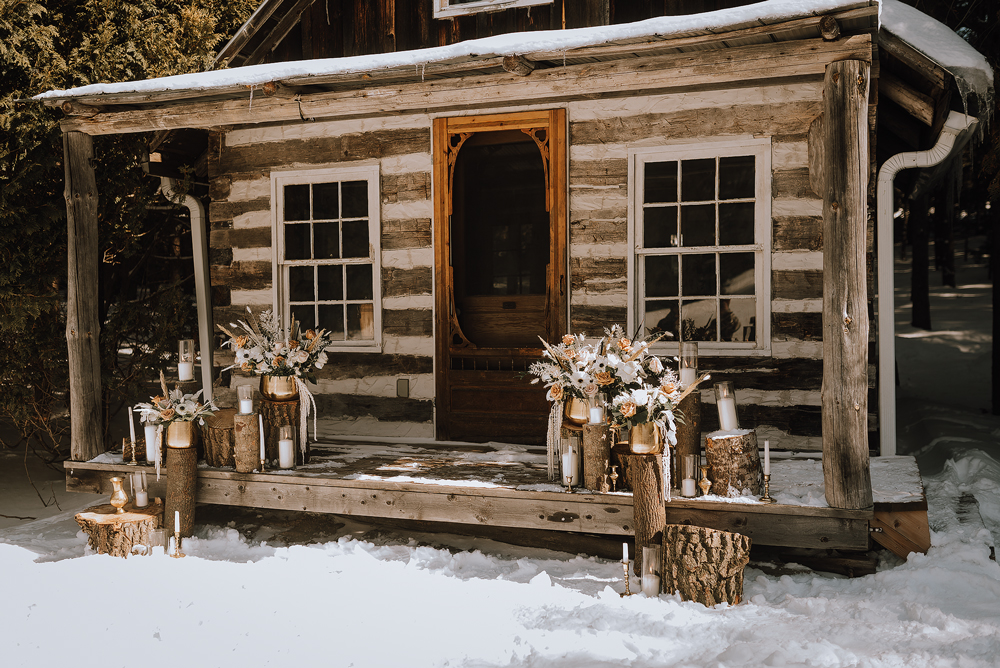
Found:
128,407 -> 136,446
764,439 -> 770,475
174,510 -> 179,534
623,542 -> 629,563
259,414 -> 265,462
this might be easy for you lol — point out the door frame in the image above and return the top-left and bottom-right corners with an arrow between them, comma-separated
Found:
432,109 -> 567,441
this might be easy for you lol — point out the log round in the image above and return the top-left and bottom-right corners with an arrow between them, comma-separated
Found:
673,392 -> 701,485
201,408 -> 236,468
581,424 -> 610,492
233,412 -> 260,474
661,524 -> 752,606
165,445 -> 197,537
74,502 -> 162,557
618,451 -> 666,577
705,429 -> 763,497
260,398 -> 303,465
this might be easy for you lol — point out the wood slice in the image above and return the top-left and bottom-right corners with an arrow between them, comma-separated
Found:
618,452 -> 666,577
165,446 -> 197,537
674,393 -> 701,485
705,429 -> 763,497
259,398 -> 304,465
661,524 -> 752,606
581,424 -> 611,492
201,408 -> 236,468
74,502 -> 162,557
233,412 -> 260,474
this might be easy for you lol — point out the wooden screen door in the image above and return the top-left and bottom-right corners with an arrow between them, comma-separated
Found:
433,110 -> 567,444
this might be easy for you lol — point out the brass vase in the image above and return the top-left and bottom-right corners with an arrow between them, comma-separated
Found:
260,375 -> 298,401
109,476 -> 128,514
564,397 -> 589,426
165,421 -> 197,449
629,422 -> 663,454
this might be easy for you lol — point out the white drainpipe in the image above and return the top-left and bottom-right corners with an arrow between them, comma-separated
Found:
876,111 -> 977,456
159,178 -> 215,401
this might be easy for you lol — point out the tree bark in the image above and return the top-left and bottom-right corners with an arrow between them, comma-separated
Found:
64,131 -> 102,462
674,392 -> 701,485
233,412 -> 260,473
201,408 -> 236,468
705,430 -> 762,496
581,424 -> 610,492
260,398 -> 303,465
619,452 -> 666,577
165,446 -> 197,537
661,524 -> 752,606
75,503 -> 162,557
821,59 -> 873,510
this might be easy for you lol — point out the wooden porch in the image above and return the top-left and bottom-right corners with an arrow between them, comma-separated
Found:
64,439 -> 929,557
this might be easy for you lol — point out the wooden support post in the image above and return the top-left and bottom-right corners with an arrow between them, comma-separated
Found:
822,59 -> 873,510
165,446 -> 197,537
661,524 -> 752,606
64,131 -> 102,462
581,424 -> 610,491
233,412 -> 260,473
619,452 -> 666,577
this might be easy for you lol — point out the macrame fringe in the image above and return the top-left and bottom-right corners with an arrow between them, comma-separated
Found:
546,401 -> 563,481
155,425 -> 163,482
294,377 -> 317,458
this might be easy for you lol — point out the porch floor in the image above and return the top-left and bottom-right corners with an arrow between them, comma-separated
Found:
64,439 -> 926,553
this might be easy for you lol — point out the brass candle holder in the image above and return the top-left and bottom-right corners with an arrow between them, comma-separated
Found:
172,530 -> 186,558
124,437 -> 138,466
609,465 -> 619,492
260,457 -> 266,473
760,473 -> 776,504
565,474 -> 573,493
620,560 -> 632,597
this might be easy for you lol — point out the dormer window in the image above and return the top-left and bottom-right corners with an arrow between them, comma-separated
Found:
433,0 -> 553,19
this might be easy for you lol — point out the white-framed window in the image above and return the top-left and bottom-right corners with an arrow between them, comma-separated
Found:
628,139 -> 771,355
433,0 -> 552,19
272,164 -> 382,352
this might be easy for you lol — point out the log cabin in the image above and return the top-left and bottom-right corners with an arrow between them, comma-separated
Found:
42,0 -> 992,561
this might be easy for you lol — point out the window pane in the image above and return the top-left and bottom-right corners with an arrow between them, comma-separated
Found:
644,255 -> 678,298
291,304 -> 315,333
643,206 -> 677,248
681,159 -> 715,202
681,299 -> 717,342
720,252 -> 755,295
288,266 -> 314,302
341,181 -> 368,218
719,202 -> 755,246
681,253 -> 716,296
319,304 -> 344,338
314,222 -> 340,260
284,184 -> 309,221
727,297 -> 756,342
284,223 -> 310,260
680,204 -> 715,247
346,264 -> 373,300
313,182 -> 339,219
347,304 -> 375,340
342,220 -> 369,258
317,265 -> 343,301
644,161 -> 677,204
719,156 -> 755,200
645,299 -> 678,341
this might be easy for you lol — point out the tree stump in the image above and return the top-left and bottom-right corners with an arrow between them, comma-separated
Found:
259,398 -> 304,465
75,503 -> 163,557
705,429 -> 763,497
673,392 -> 701,485
200,408 -> 236,468
661,524 -> 752,606
581,424 -> 610,492
233,412 -> 261,474
165,446 -> 197,537
618,452 -> 666,577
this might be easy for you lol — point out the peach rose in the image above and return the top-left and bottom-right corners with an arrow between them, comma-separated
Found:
549,384 -> 564,402
562,334 -> 575,346
305,329 -> 316,340
619,401 -> 637,418
661,382 -> 676,395
288,340 -> 300,349
241,362 -> 252,372
563,349 -> 577,360
234,335 -> 249,348
159,408 -> 176,421
273,356 -> 285,367
618,337 -> 631,351
593,371 -> 615,386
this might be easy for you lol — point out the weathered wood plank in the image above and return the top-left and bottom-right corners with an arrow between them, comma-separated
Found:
211,260 -> 272,291
382,171 -> 431,203
571,305 -> 627,334
382,218 -> 431,250
382,265 -> 432,297
314,393 -> 433,422
570,257 -> 626,293
209,197 -> 270,223
699,357 -> 823,390
773,215 -> 823,251
570,217 -> 626,245
312,353 -> 433,381
772,168 -> 816,199
569,158 -> 627,186
219,129 -> 431,172
773,269 -> 823,300
210,226 -> 272,250
383,308 -> 433,336
772,311 -> 823,341
700,404 -> 823,439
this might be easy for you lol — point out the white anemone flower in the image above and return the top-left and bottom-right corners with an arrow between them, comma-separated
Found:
570,371 -> 591,389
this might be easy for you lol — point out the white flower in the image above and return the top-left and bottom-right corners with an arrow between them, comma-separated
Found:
649,356 -> 663,374
570,371 -> 591,389
616,360 -> 639,384
315,352 -> 328,369
289,349 -> 309,365
632,388 -> 649,407
593,356 -> 609,373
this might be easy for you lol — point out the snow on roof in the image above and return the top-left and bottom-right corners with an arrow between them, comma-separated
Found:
880,0 -> 993,115
35,0 -> 866,101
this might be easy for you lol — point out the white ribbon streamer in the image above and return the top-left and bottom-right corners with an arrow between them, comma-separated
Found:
155,424 -> 163,481
546,401 -> 563,482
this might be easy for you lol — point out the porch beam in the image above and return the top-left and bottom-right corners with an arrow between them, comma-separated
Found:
821,60 -> 873,509
63,131 -> 102,461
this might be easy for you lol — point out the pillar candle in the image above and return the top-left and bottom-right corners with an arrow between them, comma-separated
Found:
240,399 -> 253,414
178,361 -> 194,382
717,396 -> 738,431
679,368 -> 696,387
278,438 -> 294,469
144,422 -> 157,462
135,490 -> 149,508
641,574 -> 661,598
589,405 -> 605,425
764,439 -> 770,476
681,478 -> 697,497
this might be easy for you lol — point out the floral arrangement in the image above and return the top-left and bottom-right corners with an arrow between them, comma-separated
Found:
136,372 -> 218,425
218,308 -> 334,382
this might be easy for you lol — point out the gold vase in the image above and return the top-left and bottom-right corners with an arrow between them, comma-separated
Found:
165,420 -> 197,449
109,476 -> 128,514
260,375 -> 297,401
629,422 -> 663,454
564,397 -> 589,426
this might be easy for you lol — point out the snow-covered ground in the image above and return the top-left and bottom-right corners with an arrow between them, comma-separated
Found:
2,246 -> 998,667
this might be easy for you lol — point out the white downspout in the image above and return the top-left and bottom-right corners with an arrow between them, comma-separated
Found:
876,110 -> 977,456
159,178 -> 215,402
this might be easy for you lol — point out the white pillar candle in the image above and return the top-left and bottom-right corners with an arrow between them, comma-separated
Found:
239,399 -> 253,414
764,439 -> 770,476
259,415 -> 265,462
177,361 -> 194,382
128,407 -> 136,446
717,396 -> 738,431
278,439 -> 294,469
174,510 -> 179,534
144,422 -> 157,462
561,450 -> 579,486
135,490 -> 149,508
641,574 -> 661,598
588,405 -> 605,425
681,478 -> 697,497
679,367 -> 696,387
623,542 -> 629,563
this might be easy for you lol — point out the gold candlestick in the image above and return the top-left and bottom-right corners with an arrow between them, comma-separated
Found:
760,473 -> 776,504
172,530 -> 185,558
609,465 -> 619,492
260,457 -> 266,473
620,560 -> 632,597
565,474 -> 573,493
